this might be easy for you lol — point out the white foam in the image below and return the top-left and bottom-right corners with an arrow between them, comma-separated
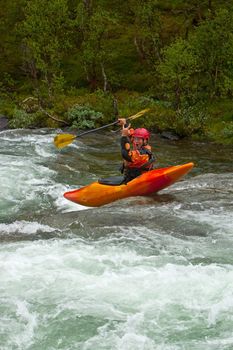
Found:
0,221 -> 56,235
208,292 -> 233,326
48,183 -> 88,212
34,143 -> 56,158
174,206 -> 233,236
0,130 -> 87,215
1,238 -> 233,348
12,299 -> 38,349
1,130 -> 233,349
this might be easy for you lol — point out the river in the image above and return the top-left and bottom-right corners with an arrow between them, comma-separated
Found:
0,128 -> 233,350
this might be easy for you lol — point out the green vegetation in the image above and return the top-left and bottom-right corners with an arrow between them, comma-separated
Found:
66,104 -> 103,129
1,0 -> 233,143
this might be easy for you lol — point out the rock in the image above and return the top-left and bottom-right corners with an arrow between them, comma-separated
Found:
0,115 -> 9,130
161,131 -> 180,141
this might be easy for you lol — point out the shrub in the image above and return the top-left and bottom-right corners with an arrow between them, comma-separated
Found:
221,122 -> 233,139
66,104 -> 103,129
174,106 -> 209,137
9,108 -> 43,128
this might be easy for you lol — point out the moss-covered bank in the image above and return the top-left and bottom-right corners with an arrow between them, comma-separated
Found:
1,90 -> 233,145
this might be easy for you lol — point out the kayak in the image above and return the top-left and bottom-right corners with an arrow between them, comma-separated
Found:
64,162 -> 194,207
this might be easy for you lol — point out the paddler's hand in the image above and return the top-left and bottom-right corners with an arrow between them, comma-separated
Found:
118,118 -> 126,126
121,123 -> 131,137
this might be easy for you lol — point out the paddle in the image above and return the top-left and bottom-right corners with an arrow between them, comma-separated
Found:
54,108 -> 150,149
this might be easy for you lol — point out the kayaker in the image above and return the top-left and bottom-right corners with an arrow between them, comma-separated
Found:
118,118 -> 155,183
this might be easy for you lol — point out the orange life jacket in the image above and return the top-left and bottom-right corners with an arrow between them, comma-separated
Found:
121,136 -> 154,173
126,150 -> 150,168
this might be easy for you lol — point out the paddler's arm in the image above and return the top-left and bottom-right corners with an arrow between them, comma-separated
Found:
119,122 -> 133,162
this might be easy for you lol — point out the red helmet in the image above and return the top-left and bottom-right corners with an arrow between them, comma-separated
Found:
134,128 -> 150,139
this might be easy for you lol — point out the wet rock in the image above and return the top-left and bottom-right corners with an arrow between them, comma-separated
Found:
161,131 -> 180,141
0,115 -> 8,130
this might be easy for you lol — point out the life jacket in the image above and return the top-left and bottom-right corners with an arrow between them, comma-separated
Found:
124,147 -> 154,170
120,136 -> 155,176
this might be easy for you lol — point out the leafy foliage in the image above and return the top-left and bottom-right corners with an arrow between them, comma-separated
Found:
174,106 -> 209,137
66,104 -> 103,129
221,122 -> 233,139
9,109 -> 43,128
191,8 -> 233,97
18,0 -> 73,97
158,39 -> 198,107
1,0 -> 233,142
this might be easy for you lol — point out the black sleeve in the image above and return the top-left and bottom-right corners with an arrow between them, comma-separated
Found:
120,136 -> 129,149
146,149 -> 156,163
120,136 -> 132,162
146,149 -> 156,162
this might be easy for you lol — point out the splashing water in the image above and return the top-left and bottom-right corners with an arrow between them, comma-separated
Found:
0,129 -> 233,349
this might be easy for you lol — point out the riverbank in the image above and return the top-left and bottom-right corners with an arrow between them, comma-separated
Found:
1,91 -> 233,145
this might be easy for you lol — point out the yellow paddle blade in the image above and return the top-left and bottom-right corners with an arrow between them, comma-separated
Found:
54,133 -> 76,149
128,108 -> 150,121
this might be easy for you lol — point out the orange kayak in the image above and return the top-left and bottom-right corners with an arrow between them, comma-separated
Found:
64,162 -> 194,207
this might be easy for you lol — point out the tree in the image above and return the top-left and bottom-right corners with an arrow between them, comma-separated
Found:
158,38 -> 198,108
129,0 -> 162,66
0,0 -> 26,88
76,2 -> 118,91
191,8 -> 233,97
19,0 -> 73,99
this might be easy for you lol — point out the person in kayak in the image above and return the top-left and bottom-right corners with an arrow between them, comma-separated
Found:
118,119 -> 155,183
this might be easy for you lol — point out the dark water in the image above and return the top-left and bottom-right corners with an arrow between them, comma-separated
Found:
0,129 -> 233,350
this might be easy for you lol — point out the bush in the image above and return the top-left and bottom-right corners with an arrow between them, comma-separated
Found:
173,106 -> 209,137
53,90 -> 116,124
221,122 -> 233,139
66,104 -> 103,129
9,108 -> 43,128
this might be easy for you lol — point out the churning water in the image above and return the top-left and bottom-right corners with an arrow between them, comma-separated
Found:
0,129 -> 233,350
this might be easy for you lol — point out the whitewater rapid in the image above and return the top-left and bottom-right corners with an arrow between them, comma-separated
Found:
0,129 -> 233,350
